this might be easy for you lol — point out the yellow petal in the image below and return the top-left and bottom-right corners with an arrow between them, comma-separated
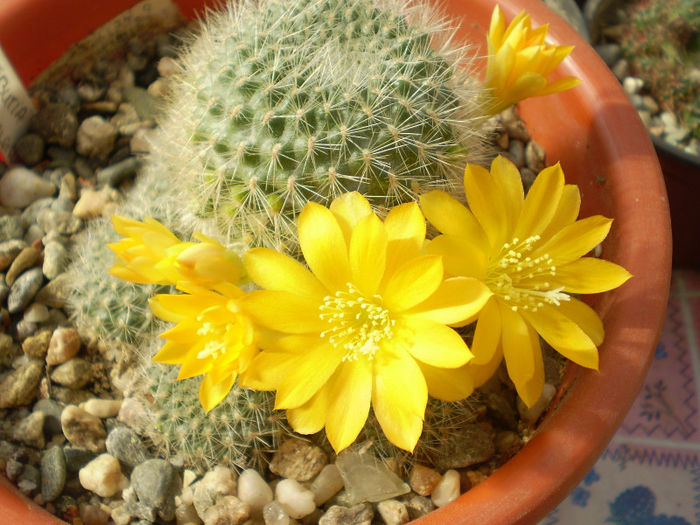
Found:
405,277 -> 492,326
286,387 -> 329,435
499,300 -> 544,407
418,362 -> 475,402
537,76 -> 580,96
540,184 -> 581,239
200,370 -> 236,412
468,346 -> 504,388
108,265 -> 157,284
244,248 -> 326,298
471,297 -> 501,365
419,191 -> 486,245
382,255 -> 443,312
556,258 -> 632,294
557,297 -> 604,346
399,317 -> 472,368
514,162 -> 564,240
150,294 -> 207,323
275,342 -> 344,409
491,156 -> 524,233
425,234 -> 487,280
463,164 -> 508,249
372,347 -> 427,452
330,192 -> 373,245
298,202 -> 351,292
535,215 -> 613,265
240,350 -> 297,391
521,304 -> 599,370
242,290 -> 326,334
349,213 -> 387,296
177,353 -> 212,380
384,202 -> 426,278
325,359 -> 373,452
153,341 -> 190,364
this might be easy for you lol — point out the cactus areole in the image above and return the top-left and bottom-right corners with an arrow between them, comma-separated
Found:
0,0 -> 671,524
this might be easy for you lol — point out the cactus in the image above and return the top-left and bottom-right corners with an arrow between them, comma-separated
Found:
150,0 -> 488,252
136,360 -> 290,473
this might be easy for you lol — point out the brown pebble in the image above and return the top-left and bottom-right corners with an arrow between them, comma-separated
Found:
5,246 -> 41,287
47,327 -> 81,365
269,438 -> 327,482
408,464 -> 442,497
21,329 -> 52,358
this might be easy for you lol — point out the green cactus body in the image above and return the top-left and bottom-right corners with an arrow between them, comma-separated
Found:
153,0 -> 486,252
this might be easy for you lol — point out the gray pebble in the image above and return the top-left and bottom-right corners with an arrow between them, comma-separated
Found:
63,446 -> 96,473
637,110 -> 652,128
76,116 -> 118,160
15,319 -> 38,341
0,216 -> 25,242
37,208 -> 82,235
666,127 -> 691,145
24,225 -> 44,245
46,146 -> 76,169
432,423 -> 496,470
611,59 -> 630,80
77,83 -> 106,103
14,134 -> 46,166
506,140 -> 525,168
56,85 -> 80,112
106,426 -> 149,468
96,157 -> 141,187
0,359 -> 44,408
525,141 -> 546,172
58,173 -> 78,202
51,358 -> 92,389
11,411 -> 45,448
35,273 -> 72,308
7,268 -> 45,314
30,103 -> 79,148
41,446 -> 67,502
43,241 -> 69,280
594,43 -> 621,66
641,95 -> 659,114
18,463 -> 40,495
404,494 -> 435,520
131,459 -> 182,522
60,405 -> 106,453
20,197 -> 54,226
34,398 -> 64,435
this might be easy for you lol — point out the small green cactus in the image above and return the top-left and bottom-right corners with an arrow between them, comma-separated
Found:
151,0 -> 488,252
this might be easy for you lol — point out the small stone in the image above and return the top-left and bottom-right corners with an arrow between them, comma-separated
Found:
157,56 -> 179,77
60,405 -> 106,453
131,459 -> 182,522
72,187 -> 121,219
14,134 -> 46,166
176,502 -> 202,525
377,499 -> 409,525
24,224 -> 44,245
79,502 -> 110,525
15,319 -> 37,341
96,157 -> 141,187
503,118 -> 530,142
594,43 -> 621,67
105,426 -> 148,468
76,116 -> 118,160
43,241 -> 69,280
0,239 -> 27,270
77,82 -> 106,102
506,139 -> 525,167
51,358 -> 92,389
431,424 -> 496,470
7,267 -> 44,313
263,501 -> 290,525
310,464 -> 344,506
34,398 -> 64,435
0,167 -> 57,208
79,453 -> 128,497
0,332 -> 15,365
237,468 -> 273,515
30,103 -> 78,147
81,398 -> 122,418
404,495 -> 435,520
203,495 -> 251,525
641,96 -> 659,114
637,110 -> 652,128
611,59 -> 630,80
660,110 -> 678,130
408,465 -> 442,497
117,397 -> 148,427
52,386 -> 94,405
193,465 -> 238,518
111,103 -> 141,132
623,76 -> 644,95
35,273 -> 71,308
431,470 -> 460,508
495,430 -> 522,459
47,327 -> 81,365
5,246 -> 40,287
41,446 -> 67,502
36,208 -> 82,235
275,478 -> 316,519
22,329 -> 52,358
0,215 -> 25,242
525,141 -> 546,172
11,410 -> 45,448
63,446 -> 96,473
517,383 -> 556,424
17,463 -> 40,495
24,302 -> 49,323
130,127 -> 155,154
269,438 -> 327,482
335,445 -> 409,504
666,127 -> 691,145
0,359 -> 43,407
319,503 -> 373,525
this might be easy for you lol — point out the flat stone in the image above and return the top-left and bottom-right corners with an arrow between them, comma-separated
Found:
22,328 -> 52,358
47,327 -> 81,365
431,423 -> 496,470
335,445 -> 409,504
7,267 -> 44,313
0,167 -> 57,208
0,359 -> 44,407
41,445 -> 67,502
51,358 -> 92,389
60,405 -> 106,453
79,453 -> 128,498
105,426 -> 148,468
6,246 -> 41,287
30,103 -> 78,148
269,438 -> 327,482
319,503 -> 373,525
0,215 -> 24,242
131,459 -> 182,522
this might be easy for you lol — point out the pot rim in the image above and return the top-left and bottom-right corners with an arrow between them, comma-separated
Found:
0,0 -> 671,524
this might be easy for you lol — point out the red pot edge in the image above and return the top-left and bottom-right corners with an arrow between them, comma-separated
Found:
0,0 -> 672,524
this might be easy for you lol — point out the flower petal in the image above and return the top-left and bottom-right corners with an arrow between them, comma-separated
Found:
349,213 -> 387,296
418,362 -> 475,402
534,215 -> 613,265
200,371 -> 236,412
491,156 -> 524,233
153,341 -> 190,364
556,258 -> 632,294
514,162 -> 564,240
298,201 -> 351,292
419,191 -> 486,245
405,277 -> 492,326
384,202 -> 426,278
242,290 -> 326,333
557,297 -> 604,346
240,350 -> 297,391
521,304 -> 599,370
540,184 -> 581,239
382,255 -> 443,312
275,342 -> 344,409
329,192 -> 373,245
425,234 -> 487,280
399,317 -> 472,368
286,387 -> 329,435
372,347 -> 427,452
471,297 -> 501,365
464,163 -> 508,248
325,359 -> 373,452
468,346 -> 504,388
244,248 -> 326,298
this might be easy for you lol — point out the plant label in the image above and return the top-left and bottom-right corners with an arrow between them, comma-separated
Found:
0,46 -> 35,161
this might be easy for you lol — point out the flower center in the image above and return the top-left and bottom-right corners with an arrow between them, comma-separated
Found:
487,235 -> 569,312
319,282 -> 395,361
196,321 -> 227,360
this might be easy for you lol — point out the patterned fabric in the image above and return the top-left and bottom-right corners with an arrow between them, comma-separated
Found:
543,270 -> 700,525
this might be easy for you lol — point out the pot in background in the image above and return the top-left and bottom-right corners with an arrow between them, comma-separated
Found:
0,0 -> 671,523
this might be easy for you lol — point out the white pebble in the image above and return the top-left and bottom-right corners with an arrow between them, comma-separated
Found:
262,501 -> 290,525
622,76 -> 644,95
0,166 -> 57,208
79,453 -> 128,497
275,478 -> 316,519
517,383 -> 557,423
237,468 -> 273,514
431,470 -> 460,508
80,398 -> 123,418
310,464 -> 344,505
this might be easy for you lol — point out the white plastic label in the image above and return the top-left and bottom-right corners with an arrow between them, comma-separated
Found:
0,46 -> 35,160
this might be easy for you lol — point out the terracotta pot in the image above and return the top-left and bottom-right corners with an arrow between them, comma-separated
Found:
0,0 -> 671,523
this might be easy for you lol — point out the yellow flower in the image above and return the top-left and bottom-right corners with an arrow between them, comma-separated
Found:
240,192 -> 491,453
484,5 -> 580,114
420,156 -> 631,407
150,282 -> 257,412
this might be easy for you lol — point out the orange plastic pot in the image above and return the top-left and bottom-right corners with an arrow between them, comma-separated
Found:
0,0 -> 671,523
